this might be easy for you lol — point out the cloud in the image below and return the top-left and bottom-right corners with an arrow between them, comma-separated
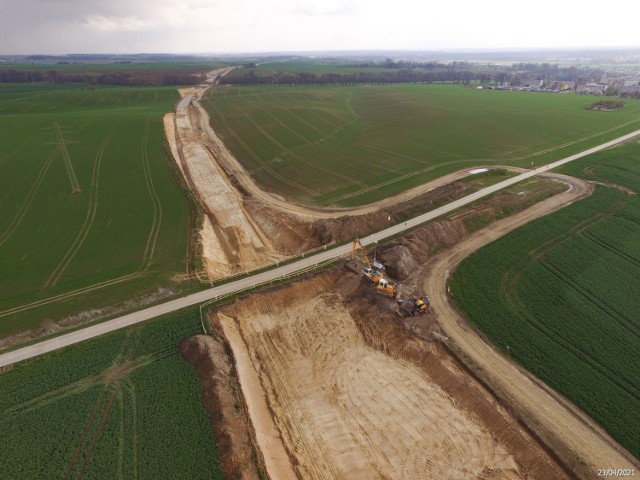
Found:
82,14 -> 155,32
291,0 -> 357,16
1,0 -> 639,55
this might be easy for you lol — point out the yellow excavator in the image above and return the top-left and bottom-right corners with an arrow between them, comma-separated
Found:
351,239 -> 398,297
397,294 -> 430,315
352,239 -> 384,284
376,278 -> 398,298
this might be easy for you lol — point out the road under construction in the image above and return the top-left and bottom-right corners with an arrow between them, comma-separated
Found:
2,86 -> 639,478
2,129 -> 640,369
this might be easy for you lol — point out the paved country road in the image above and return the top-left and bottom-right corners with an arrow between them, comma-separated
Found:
1,129 -> 639,368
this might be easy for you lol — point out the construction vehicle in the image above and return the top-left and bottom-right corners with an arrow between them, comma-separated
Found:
414,295 -> 431,314
352,239 -> 384,284
397,294 -> 430,315
376,278 -> 398,298
372,253 -> 384,271
351,238 -> 398,297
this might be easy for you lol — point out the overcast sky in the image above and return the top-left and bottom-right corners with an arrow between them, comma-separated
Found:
2,0 -> 639,55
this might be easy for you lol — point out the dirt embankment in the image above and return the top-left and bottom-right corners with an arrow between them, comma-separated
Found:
180,334 -> 262,480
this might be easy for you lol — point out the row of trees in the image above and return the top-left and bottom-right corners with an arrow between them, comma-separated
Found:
221,59 -> 607,87
227,69 -> 484,86
0,68 -> 205,86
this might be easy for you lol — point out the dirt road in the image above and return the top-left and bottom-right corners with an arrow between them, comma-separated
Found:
422,174 -> 640,477
168,80 -> 281,278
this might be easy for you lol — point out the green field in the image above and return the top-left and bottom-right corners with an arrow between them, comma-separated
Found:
0,84 -> 194,337
450,141 -> 640,458
225,59 -> 401,77
0,310 -> 222,479
203,84 -> 640,206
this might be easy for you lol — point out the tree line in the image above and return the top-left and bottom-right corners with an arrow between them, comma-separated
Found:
225,60 -> 606,87
0,68 -> 205,86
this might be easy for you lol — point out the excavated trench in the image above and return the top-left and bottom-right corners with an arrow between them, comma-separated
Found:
181,177 -> 582,480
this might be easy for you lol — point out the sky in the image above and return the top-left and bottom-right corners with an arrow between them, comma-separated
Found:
2,0 -> 640,55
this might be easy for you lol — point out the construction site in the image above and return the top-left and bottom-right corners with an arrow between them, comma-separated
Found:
168,71 -> 638,480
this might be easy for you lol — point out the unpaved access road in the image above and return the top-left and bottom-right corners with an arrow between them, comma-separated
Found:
422,175 -> 640,476
2,130 -> 640,369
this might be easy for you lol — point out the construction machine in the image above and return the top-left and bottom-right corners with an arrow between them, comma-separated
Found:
352,239 -> 385,284
414,295 -> 431,314
376,278 -> 398,298
397,294 -> 430,315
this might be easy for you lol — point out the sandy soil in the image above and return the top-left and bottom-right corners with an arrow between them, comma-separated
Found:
217,314 -> 297,480
163,113 -> 184,176
169,76 -> 281,279
217,275 -> 570,480
421,174 -> 640,478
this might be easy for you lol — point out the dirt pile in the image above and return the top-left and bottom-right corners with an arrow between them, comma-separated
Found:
378,218 -> 467,280
180,335 -> 260,480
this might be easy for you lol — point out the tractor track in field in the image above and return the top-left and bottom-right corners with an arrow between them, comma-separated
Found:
0,147 -> 58,249
64,330 -> 142,480
140,117 -> 163,269
45,136 -> 111,289
513,118 -> 640,161
193,83 -> 499,215
1,119 -> 168,317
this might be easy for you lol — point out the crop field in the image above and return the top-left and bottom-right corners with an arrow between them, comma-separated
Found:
450,141 -> 640,458
0,84 -> 192,337
0,310 -> 222,480
224,59 -> 400,77
203,84 -> 640,206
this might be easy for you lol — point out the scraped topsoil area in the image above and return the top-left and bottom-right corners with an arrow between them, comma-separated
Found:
211,273 -> 569,480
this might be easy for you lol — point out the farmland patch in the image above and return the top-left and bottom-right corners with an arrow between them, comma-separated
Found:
0,310 -> 222,480
203,84 -> 640,206
451,141 -> 640,459
0,85 -> 194,337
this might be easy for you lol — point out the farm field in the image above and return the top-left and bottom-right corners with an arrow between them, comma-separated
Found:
0,310 -> 222,480
0,84 -> 193,337
224,59 -> 401,77
203,84 -> 640,206
450,141 -> 640,459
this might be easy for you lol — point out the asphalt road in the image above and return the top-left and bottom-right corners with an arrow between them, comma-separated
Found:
1,128 -> 639,368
